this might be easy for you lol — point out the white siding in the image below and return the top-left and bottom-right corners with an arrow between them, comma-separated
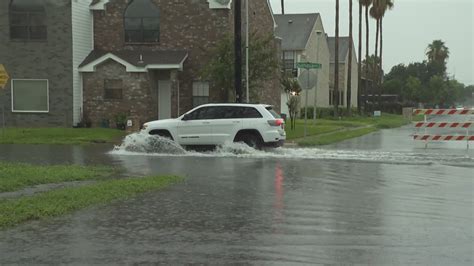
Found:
72,0 -> 93,125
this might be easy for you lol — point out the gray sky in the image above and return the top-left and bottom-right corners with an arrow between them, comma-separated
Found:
269,0 -> 474,85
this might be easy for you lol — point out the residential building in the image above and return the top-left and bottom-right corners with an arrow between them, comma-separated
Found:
0,0 -> 280,127
275,13 -> 331,116
327,36 -> 358,108
0,0 -> 92,127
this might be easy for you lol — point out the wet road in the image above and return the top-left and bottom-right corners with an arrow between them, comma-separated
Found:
0,126 -> 473,265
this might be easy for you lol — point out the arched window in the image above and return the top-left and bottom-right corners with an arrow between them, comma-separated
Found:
124,0 -> 160,43
9,0 -> 47,40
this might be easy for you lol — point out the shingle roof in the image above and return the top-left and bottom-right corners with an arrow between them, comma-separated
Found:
79,50 -> 188,68
274,13 -> 319,50
327,36 -> 355,63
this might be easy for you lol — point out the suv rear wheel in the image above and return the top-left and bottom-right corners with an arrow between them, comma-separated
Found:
235,132 -> 263,149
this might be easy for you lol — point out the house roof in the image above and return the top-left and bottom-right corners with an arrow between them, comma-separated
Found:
78,50 -> 188,72
327,36 -> 357,63
274,13 -> 319,50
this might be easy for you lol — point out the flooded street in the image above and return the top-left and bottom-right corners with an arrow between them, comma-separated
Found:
0,126 -> 473,265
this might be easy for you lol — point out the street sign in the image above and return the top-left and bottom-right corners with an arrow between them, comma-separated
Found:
0,64 -> 9,89
296,62 -> 322,69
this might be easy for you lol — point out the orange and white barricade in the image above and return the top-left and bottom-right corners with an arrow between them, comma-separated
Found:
413,109 -> 473,149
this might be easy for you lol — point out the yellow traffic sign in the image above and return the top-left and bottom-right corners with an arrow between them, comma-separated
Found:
0,64 -> 9,89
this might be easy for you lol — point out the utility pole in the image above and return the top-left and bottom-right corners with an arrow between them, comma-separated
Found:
234,0 -> 243,103
245,0 -> 249,103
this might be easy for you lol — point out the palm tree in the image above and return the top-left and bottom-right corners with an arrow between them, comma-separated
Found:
334,0 -> 340,116
357,0 -> 363,114
377,0 -> 394,104
426,40 -> 450,64
362,54 -> 380,105
369,1 -> 382,106
359,0 -> 372,112
426,40 -> 450,76
346,0 -> 353,114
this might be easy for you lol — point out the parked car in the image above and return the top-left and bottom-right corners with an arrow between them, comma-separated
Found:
141,103 -> 286,149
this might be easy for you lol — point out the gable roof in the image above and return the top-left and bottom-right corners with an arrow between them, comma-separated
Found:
78,50 -> 188,72
327,36 -> 357,63
274,13 -> 319,50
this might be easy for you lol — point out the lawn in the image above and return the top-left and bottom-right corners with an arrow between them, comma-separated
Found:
285,113 -> 413,146
0,128 -> 126,145
0,175 -> 183,229
0,161 -> 183,229
0,162 -> 115,192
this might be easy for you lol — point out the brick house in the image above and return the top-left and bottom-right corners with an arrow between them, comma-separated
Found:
79,0 -> 281,128
275,13 -> 331,116
0,0 -> 280,128
0,0 -> 92,127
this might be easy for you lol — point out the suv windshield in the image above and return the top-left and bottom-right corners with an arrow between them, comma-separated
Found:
265,106 -> 280,118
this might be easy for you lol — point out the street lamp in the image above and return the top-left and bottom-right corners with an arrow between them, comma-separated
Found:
313,30 -> 323,125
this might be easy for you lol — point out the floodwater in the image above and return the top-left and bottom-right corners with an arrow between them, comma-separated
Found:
0,126 -> 473,265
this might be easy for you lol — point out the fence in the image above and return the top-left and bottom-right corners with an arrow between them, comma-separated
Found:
412,109 -> 474,149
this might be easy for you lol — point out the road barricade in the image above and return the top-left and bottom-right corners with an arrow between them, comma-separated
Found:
412,109 -> 474,149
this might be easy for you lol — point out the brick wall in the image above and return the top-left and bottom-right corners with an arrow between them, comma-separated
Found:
0,0 -> 73,127
83,60 -> 156,127
85,0 -> 280,121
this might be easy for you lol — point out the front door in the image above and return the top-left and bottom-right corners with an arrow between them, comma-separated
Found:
158,80 -> 171,120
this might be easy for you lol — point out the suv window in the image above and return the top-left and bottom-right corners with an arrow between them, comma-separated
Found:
265,106 -> 281,118
240,107 -> 263,118
185,106 -> 264,120
185,106 -> 217,120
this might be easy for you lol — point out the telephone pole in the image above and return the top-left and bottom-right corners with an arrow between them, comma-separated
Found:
234,0 -> 243,103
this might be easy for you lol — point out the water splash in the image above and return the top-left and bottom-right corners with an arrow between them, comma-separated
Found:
109,132 -> 474,167
112,132 -> 186,155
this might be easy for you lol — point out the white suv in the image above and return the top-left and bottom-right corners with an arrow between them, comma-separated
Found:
141,103 -> 286,149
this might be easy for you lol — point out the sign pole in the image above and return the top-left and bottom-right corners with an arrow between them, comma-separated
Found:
0,64 -> 9,137
304,68 -> 309,138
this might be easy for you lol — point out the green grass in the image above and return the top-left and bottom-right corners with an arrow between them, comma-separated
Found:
0,175 -> 183,229
0,128 -> 126,145
286,113 -> 412,146
297,127 -> 378,146
0,162 -> 115,192
285,124 -> 344,140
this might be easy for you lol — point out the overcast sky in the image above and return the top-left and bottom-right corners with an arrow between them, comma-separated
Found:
268,0 -> 474,85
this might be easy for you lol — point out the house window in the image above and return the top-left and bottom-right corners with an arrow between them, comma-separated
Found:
282,51 -> 297,77
124,0 -> 160,43
104,79 -> 123,100
193,81 -> 209,107
9,0 -> 47,41
11,79 -> 49,112
339,91 -> 344,106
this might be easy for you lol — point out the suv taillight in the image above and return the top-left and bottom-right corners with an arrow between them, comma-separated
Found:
268,119 -> 284,128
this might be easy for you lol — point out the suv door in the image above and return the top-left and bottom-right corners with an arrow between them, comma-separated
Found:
208,106 -> 244,145
177,106 -> 214,145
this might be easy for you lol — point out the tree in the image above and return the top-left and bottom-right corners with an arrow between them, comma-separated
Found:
334,0 -> 340,116
202,33 -> 280,103
346,0 -> 354,114
359,0 -> 373,111
426,40 -> 450,76
376,0 -> 394,103
369,2 -> 380,106
281,75 -> 302,130
357,0 -> 363,113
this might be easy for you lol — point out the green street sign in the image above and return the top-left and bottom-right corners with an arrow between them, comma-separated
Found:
296,62 -> 322,69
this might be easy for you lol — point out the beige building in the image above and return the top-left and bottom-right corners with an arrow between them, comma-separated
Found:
275,13 -> 331,115
328,36 -> 359,108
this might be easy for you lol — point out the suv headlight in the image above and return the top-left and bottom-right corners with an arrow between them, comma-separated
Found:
141,123 -> 148,130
